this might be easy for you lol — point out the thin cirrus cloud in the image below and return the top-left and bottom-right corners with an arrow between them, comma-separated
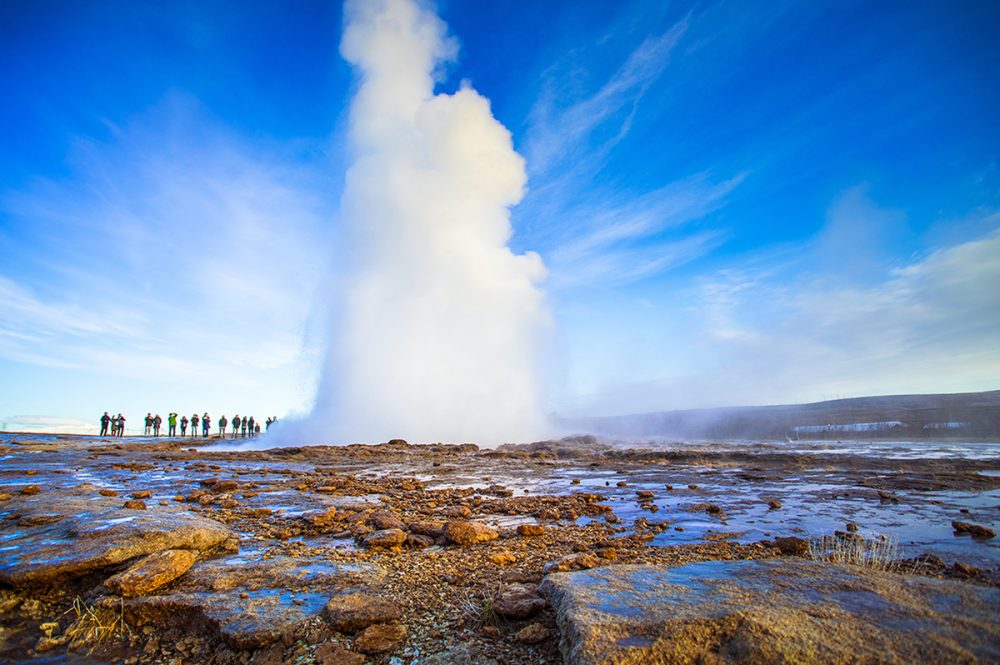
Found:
514,11 -> 741,292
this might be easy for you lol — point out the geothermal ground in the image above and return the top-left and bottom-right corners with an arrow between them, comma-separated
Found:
0,433 -> 998,664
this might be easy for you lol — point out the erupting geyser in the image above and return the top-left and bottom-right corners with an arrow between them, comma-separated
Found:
283,0 -> 550,445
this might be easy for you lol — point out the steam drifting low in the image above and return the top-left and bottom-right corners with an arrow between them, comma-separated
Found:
279,0 -> 550,445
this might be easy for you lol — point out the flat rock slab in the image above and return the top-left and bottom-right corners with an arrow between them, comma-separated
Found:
123,555 -> 383,649
540,560 -> 1000,665
0,497 -> 235,587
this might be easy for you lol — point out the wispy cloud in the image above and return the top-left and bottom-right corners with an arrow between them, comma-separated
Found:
545,173 -> 740,289
524,17 -> 689,178
0,95 -> 331,390
514,12 -> 743,291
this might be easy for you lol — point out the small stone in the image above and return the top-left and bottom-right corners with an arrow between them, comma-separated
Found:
442,505 -> 472,519
688,484 -> 698,490
495,584 -> 546,619
211,480 -> 239,493
315,643 -> 364,665
353,623 -> 407,654
0,493 -> 12,502
123,500 -> 147,510
774,536 -> 809,556
543,552 -> 600,574
35,635 -> 68,652
405,533 -> 434,548
20,485 -> 42,496
570,479 -> 581,485
517,524 -> 545,537
324,593 -> 401,633
489,551 -> 517,566
370,510 -> 404,530
636,490 -> 654,499
131,490 -> 153,499
99,489 -> 119,497
481,625 -> 501,637
515,623 -> 550,644
951,562 -> 981,577
363,528 -> 407,549
768,500 -> 782,510
846,522 -> 859,533
408,520 -> 445,537
952,521 -> 995,539
104,549 -> 197,597
444,520 -> 498,546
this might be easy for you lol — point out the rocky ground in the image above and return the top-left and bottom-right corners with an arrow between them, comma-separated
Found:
0,434 -> 997,664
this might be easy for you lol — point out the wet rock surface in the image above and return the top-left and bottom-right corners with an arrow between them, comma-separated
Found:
0,496 -> 234,587
541,560 -> 1000,665
0,432 -> 996,664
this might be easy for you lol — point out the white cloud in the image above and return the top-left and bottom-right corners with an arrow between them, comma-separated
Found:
0,96 -> 330,404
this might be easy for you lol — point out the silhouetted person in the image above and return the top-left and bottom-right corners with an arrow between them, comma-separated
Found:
180,415 -> 188,436
231,414 -> 240,438
202,413 -> 211,438
219,415 -> 228,436
116,414 -> 126,437
168,412 -> 177,436
153,414 -> 162,436
144,413 -> 152,436
191,413 -> 200,437
100,412 -> 110,436
247,416 -> 255,437
241,416 -> 248,438
255,424 -> 260,435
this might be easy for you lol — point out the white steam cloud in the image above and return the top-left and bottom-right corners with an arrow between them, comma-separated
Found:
276,0 -> 550,445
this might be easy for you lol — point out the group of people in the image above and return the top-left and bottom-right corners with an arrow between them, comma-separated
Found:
98,412 -> 127,437
100,412 -> 279,438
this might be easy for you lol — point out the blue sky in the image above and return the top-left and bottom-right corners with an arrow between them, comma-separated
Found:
2,0 -> 999,433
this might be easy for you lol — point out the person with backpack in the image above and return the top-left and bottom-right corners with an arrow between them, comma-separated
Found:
247,416 -> 255,437
202,413 -> 211,438
100,412 -> 110,436
191,413 -> 200,437
153,414 -> 162,436
219,415 -> 228,437
231,415 -> 240,438
180,415 -> 189,436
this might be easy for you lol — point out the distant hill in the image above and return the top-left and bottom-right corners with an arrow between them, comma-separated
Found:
567,390 -> 1000,440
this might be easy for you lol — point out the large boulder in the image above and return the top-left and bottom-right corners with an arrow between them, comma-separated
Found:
0,498 -> 235,587
540,560 -> 1000,665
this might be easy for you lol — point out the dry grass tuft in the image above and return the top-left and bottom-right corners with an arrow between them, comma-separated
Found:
808,533 -> 901,572
457,583 -> 504,629
63,596 -> 133,647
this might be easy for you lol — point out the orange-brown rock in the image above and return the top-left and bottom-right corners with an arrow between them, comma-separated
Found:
353,623 -> 407,654
517,523 -> 545,537
324,593 -> 401,633
103,549 -> 197,597
363,529 -> 407,549
443,520 -> 498,546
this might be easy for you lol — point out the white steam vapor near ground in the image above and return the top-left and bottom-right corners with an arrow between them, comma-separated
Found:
270,0 -> 550,446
